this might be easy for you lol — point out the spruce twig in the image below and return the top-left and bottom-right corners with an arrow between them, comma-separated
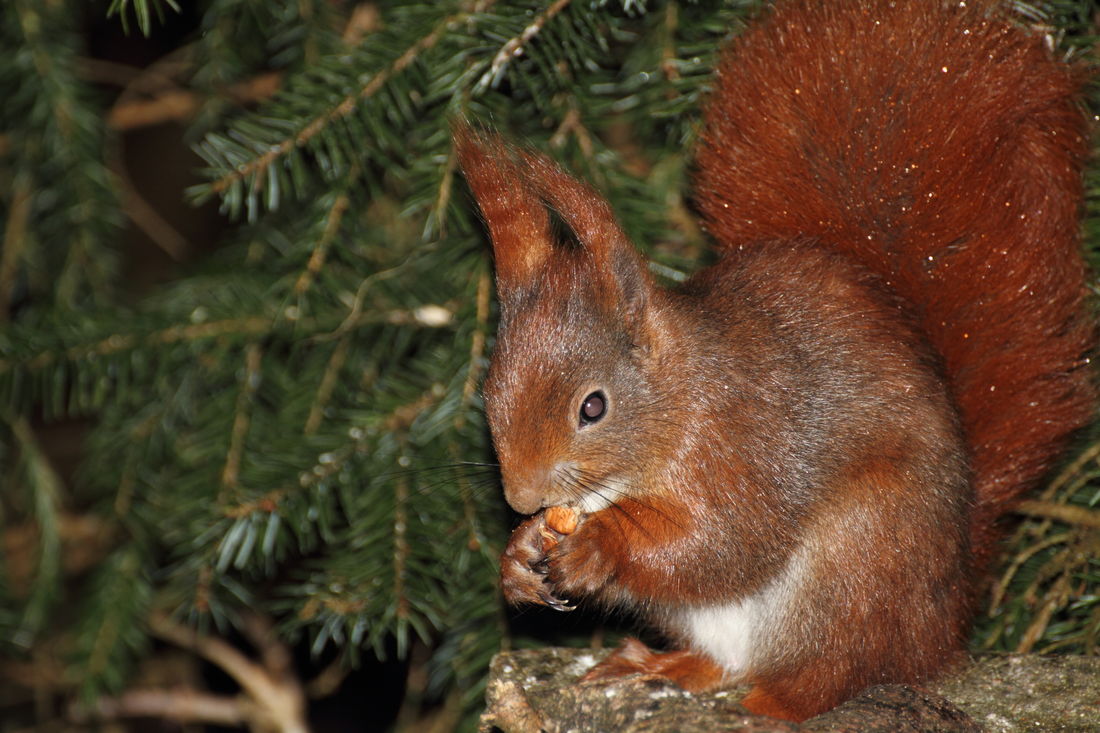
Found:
206,12 -> 465,199
475,0 -> 574,92
294,188 -> 352,297
219,343 -> 264,505
1015,499 -> 1100,529
4,304 -> 457,376
224,384 -> 447,520
0,177 -> 31,324
9,416 -> 64,646
303,337 -> 352,435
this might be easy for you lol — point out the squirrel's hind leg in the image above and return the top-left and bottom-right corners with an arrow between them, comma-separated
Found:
740,684 -> 813,721
581,637 -> 727,692
584,638 -> 817,721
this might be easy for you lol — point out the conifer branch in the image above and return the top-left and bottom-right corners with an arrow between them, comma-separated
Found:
115,412 -> 162,516
225,386 -> 445,520
12,0 -> 119,308
2,514 -> 114,595
340,3 -> 381,46
304,659 -> 350,699
224,490 -> 292,520
194,565 -> 214,614
10,415 -> 64,641
77,56 -> 151,88
106,0 -> 181,37
57,228 -> 105,307
239,612 -> 294,680
83,549 -> 142,684
294,190 -> 351,297
148,612 -> 309,733
9,305 -> 458,377
111,88 -> 200,128
14,2 -> 73,134
1042,436 -> 1100,497
660,2 -> 682,83
384,388 -> 444,433
0,177 -> 31,324
475,0 -> 574,92
394,476 -> 410,623
449,441 -> 492,555
429,149 -> 458,240
1015,499 -> 1100,529
450,271 -> 495,554
117,163 -> 191,261
988,531 -> 1071,613
18,317 -> 274,372
74,688 -> 250,728
1017,573 -> 1072,654
304,337 -> 351,435
224,422 -> 365,520
219,343 -> 263,504
324,264 -> 458,339
548,106 -> 595,159
207,12 -> 462,198
87,51 -> 280,131
461,270 -> 492,407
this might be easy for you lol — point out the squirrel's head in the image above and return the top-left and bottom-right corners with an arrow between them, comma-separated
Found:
456,126 -> 675,515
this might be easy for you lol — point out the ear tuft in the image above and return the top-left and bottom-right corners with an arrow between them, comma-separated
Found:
519,148 -> 654,322
454,122 -> 551,296
455,122 -> 656,326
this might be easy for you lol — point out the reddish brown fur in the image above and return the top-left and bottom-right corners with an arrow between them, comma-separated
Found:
456,0 -> 1095,723
582,637 -> 727,691
694,0 -> 1096,574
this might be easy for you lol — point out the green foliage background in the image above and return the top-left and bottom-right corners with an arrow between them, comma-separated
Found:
1,0 -> 1098,729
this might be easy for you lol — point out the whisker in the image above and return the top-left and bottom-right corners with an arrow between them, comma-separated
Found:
573,468 -> 687,534
556,468 -> 590,506
557,470 -> 658,542
365,461 -> 503,500
375,460 -> 500,479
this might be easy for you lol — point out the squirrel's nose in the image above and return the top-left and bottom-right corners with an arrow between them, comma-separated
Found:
503,480 -> 546,515
501,464 -> 552,515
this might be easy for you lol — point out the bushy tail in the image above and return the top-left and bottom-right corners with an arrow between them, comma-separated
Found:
693,0 -> 1095,571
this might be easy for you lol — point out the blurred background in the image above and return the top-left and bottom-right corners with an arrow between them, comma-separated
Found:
2,1 -> 1099,730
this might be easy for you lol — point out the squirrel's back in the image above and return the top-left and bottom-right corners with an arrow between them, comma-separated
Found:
694,0 -> 1095,571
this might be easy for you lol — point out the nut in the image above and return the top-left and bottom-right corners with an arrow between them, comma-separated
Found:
545,505 -> 579,535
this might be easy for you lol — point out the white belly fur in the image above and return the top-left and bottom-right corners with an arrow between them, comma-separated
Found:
673,549 -> 806,677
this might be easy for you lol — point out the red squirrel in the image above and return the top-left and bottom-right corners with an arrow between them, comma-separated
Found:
455,0 -> 1096,722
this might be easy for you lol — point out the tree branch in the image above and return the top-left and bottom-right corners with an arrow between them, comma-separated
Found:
1014,499 -> 1100,529
219,342 -> 264,504
475,0 -> 574,92
294,189 -> 351,297
208,14 -> 460,197
74,688 -> 250,727
105,72 -> 282,131
148,612 -> 310,733
0,178 -> 31,324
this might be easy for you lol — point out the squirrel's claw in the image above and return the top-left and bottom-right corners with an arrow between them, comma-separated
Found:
540,589 -> 576,612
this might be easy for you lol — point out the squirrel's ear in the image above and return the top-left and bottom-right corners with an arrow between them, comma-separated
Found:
519,148 -> 654,320
454,124 -> 551,295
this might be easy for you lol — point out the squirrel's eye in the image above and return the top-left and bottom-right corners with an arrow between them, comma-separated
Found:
579,391 -> 607,426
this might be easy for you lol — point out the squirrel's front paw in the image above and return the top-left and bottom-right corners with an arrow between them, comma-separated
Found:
545,524 -> 611,598
500,514 -> 575,612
